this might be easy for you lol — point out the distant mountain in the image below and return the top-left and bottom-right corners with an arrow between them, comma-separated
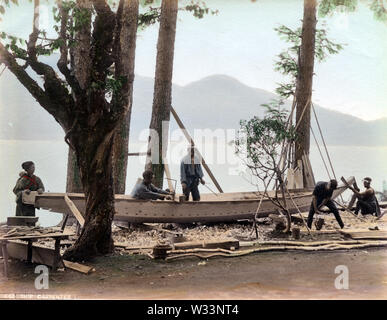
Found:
0,73 -> 386,146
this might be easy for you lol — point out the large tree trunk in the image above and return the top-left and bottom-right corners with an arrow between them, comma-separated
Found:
1,0 -> 135,262
63,131 -> 116,260
112,106 -> 130,194
295,0 -> 317,185
66,149 -> 83,193
145,0 -> 178,188
65,0 -> 129,195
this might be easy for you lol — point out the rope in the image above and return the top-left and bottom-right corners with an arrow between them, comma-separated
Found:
0,66 -> 6,77
312,104 -> 345,203
312,104 -> 337,181
285,188 -> 313,237
310,126 -> 331,179
251,195 -> 264,239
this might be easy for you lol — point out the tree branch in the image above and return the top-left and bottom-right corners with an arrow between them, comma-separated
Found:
25,0 -> 73,114
57,0 -> 82,97
0,42 -> 67,125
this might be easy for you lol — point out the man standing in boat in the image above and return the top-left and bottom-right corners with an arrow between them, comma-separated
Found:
347,177 -> 380,217
180,146 -> 205,201
307,179 -> 344,230
132,170 -> 173,200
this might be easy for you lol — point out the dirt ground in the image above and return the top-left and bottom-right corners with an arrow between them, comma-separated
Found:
1,248 -> 387,300
1,211 -> 386,300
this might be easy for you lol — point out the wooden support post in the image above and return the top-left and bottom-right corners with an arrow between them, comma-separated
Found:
27,240 -> 33,263
64,194 -> 85,227
52,238 -> 61,271
1,241 -> 8,278
162,156 -> 174,192
170,106 -> 224,193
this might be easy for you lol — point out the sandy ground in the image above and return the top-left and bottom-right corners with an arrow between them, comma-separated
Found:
1,211 -> 386,300
1,248 -> 387,300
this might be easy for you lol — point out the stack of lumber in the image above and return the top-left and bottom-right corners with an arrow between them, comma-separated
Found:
1,226 -> 62,238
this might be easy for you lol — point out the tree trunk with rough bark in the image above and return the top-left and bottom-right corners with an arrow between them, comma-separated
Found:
295,0 -> 317,182
66,149 -> 83,193
112,112 -> 131,194
0,0 -> 139,261
145,0 -> 178,188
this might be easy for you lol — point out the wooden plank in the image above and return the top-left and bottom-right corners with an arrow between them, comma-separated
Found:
128,152 -> 148,156
0,231 -> 73,241
302,154 -> 314,188
332,176 -> 355,200
286,168 -> 295,189
7,216 -> 39,227
294,160 -> 303,189
170,106 -> 224,193
63,260 -> 94,274
172,238 -> 239,250
6,241 -> 65,268
114,241 -> 131,248
305,153 -> 316,185
32,192 -> 313,223
64,194 -> 85,227
340,230 -> 387,240
162,156 -> 174,193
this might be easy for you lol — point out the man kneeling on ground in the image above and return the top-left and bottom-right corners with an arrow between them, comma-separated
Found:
307,179 -> 344,230
347,177 -> 380,217
132,170 -> 173,200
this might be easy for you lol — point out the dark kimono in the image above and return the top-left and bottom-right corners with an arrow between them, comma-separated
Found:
13,173 -> 44,216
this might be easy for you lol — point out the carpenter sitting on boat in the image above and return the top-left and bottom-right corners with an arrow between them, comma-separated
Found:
13,161 -> 44,216
347,177 -> 380,217
131,170 -> 173,200
307,179 -> 344,230
180,146 -> 205,201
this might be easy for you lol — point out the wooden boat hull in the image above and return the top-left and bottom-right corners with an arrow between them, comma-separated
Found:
27,190 -> 313,223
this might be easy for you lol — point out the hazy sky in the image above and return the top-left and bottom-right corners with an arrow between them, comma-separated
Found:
1,0 -> 386,120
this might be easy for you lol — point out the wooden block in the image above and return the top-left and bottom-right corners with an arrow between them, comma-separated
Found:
22,191 -> 37,205
63,260 -> 94,274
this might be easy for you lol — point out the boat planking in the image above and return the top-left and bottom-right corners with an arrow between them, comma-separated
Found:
21,177 -> 353,224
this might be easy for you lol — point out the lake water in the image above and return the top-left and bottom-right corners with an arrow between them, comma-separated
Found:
1,140 -> 386,227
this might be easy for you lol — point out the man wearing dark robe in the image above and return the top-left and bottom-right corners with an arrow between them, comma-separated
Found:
180,146 -> 205,201
307,179 -> 344,230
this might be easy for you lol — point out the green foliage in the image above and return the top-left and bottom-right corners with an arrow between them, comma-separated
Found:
184,1 -> 218,19
318,0 -> 358,17
0,0 -> 19,21
273,24 -> 344,99
138,0 -> 217,29
235,102 -> 296,183
369,0 -> 387,22
138,7 -> 160,29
